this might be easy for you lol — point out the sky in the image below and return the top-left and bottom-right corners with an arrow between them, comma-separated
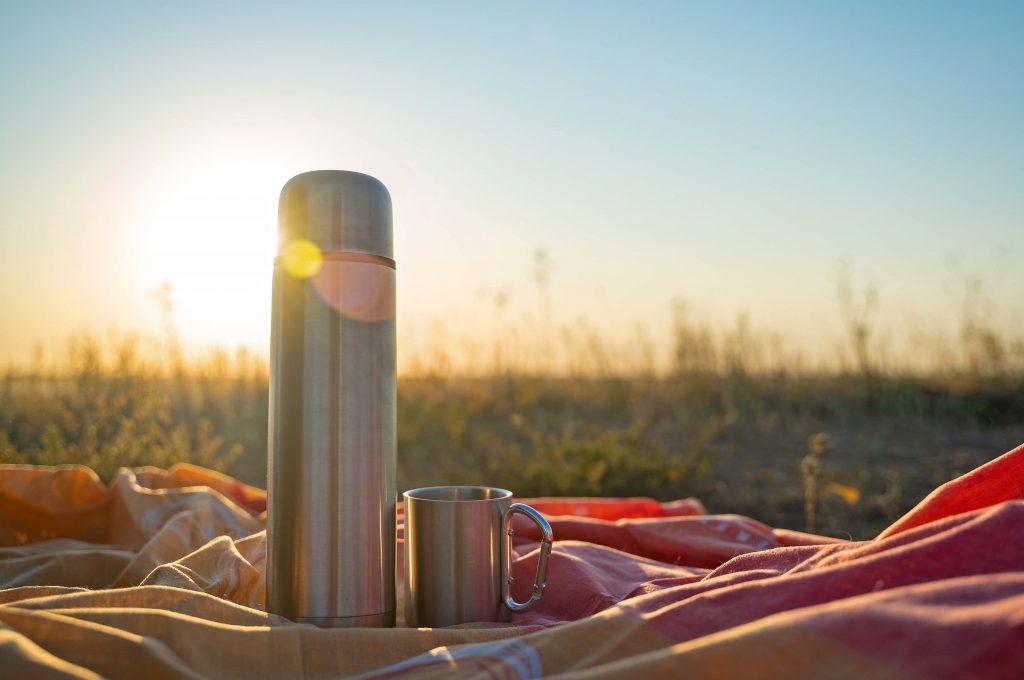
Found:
1,1 -> 1022,371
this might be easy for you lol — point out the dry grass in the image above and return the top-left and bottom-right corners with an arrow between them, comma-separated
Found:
3,312 -> 1022,540
2,264 -> 1023,539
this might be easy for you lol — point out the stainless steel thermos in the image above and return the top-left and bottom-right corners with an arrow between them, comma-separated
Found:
267,170 -> 397,627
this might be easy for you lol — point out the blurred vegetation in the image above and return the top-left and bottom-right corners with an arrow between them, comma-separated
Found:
1,263 -> 1023,539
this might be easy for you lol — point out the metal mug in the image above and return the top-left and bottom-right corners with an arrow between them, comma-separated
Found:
403,486 -> 554,627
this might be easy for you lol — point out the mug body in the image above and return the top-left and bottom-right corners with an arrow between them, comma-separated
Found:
403,486 -> 512,627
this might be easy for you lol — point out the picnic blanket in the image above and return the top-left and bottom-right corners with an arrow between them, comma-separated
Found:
1,443 -> 1022,679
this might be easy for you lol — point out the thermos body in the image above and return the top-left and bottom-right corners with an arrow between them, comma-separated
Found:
267,171 -> 397,627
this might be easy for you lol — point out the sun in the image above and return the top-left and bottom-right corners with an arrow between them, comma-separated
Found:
139,158 -> 288,351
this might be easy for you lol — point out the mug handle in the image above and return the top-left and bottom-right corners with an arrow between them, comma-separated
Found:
503,503 -> 554,612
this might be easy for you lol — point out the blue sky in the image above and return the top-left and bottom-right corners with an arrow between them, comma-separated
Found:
1,1 -> 1021,368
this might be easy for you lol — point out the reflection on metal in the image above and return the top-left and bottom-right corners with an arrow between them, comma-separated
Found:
267,171 -> 396,628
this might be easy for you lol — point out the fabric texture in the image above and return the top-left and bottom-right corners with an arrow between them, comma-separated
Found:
0,443 -> 1022,678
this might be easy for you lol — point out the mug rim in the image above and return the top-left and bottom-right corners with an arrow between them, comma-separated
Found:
403,485 -> 513,503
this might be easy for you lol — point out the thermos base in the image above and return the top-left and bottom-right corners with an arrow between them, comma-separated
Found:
294,611 -> 396,628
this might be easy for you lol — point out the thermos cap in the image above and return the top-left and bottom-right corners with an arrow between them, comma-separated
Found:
278,170 -> 393,260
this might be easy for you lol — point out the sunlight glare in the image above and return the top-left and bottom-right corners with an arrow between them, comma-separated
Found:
140,158 -> 286,350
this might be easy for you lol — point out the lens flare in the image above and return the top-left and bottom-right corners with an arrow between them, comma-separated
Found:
283,238 -> 323,279
312,261 -> 395,322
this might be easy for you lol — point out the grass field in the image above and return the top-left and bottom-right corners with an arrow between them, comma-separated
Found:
2,304 -> 1022,541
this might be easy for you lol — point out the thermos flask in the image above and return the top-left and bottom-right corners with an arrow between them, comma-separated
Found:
267,170 -> 397,627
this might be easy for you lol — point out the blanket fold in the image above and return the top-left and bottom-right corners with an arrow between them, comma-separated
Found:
2,443 -> 1022,678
